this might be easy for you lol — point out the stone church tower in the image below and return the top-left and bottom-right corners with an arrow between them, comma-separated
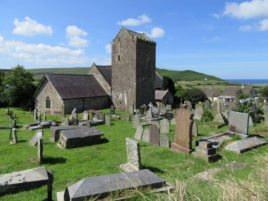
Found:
112,28 -> 156,110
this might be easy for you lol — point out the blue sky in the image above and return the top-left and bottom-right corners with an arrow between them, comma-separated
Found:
0,0 -> 268,79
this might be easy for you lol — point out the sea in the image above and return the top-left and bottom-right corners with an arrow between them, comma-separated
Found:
225,79 -> 268,85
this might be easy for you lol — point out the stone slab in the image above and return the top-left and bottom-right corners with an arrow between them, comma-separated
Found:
62,169 -> 166,201
50,126 -> 86,142
225,137 -> 267,154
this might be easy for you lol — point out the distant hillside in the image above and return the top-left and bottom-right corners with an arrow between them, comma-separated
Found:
157,69 -> 222,82
2,67 -> 221,82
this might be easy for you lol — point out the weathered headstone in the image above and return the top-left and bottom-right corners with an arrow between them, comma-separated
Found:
0,167 -> 53,200
105,115 -> 111,126
160,119 -> 169,134
149,124 -> 160,145
134,125 -> 143,141
229,111 -> 249,135
132,114 -> 141,128
82,112 -> 89,121
10,128 -> 17,144
160,135 -> 169,148
193,104 -> 204,121
225,137 -> 266,154
120,138 -> 141,172
142,127 -> 150,143
58,169 -> 167,201
171,104 -> 193,153
37,138 -> 43,163
29,130 -> 43,146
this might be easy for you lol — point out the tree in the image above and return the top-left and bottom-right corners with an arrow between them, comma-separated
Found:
162,76 -> 176,95
180,88 -> 207,107
260,86 -> 268,100
2,65 -> 36,109
0,71 -> 6,107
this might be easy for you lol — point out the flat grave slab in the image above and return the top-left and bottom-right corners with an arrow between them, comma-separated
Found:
58,169 -> 166,201
50,126 -> 86,142
225,137 -> 267,154
57,127 -> 103,149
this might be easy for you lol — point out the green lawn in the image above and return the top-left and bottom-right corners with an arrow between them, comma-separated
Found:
0,108 -> 268,200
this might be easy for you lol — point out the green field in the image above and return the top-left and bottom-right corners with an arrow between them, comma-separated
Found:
0,108 -> 268,200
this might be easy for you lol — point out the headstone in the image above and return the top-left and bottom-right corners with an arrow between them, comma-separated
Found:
149,124 -> 160,145
170,118 -> 176,125
120,138 -> 141,172
10,128 -> 17,144
192,121 -> 198,137
0,167 -> 53,200
142,127 -> 150,143
105,115 -> 111,126
225,137 -> 267,154
263,105 -> 268,125
229,111 -> 249,135
82,112 -> 89,121
192,141 -> 220,162
171,104 -> 193,153
160,119 -> 169,133
160,135 -> 169,148
132,114 -> 141,128
59,169 -> 166,201
29,130 -> 43,146
134,125 -> 143,141
33,109 -> 37,121
37,138 -> 43,163
146,102 -> 153,120
193,104 -> 203,121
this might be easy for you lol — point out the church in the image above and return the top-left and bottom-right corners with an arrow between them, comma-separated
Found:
34,28 -> 165,115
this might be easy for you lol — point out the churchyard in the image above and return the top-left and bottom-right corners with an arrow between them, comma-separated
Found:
0,107 -> 268,201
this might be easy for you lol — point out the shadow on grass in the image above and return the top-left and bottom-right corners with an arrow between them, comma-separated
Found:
142,165 -> 165,174
42,156 -> 67,164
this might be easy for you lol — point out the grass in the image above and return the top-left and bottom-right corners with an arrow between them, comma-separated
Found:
0,108 -> 268,200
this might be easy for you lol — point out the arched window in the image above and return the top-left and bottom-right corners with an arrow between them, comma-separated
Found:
45,97 -> 51,109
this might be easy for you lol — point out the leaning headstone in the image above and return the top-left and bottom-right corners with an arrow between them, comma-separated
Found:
105,115 -> 111,126
0,167 -> 53,200
10,128 -> 17,144
120,138 -> 141,172
160,135 -> 169,148
58,169 -> 167,201
229,111 -> 249,135
225,137 -> 267,154
171,104 -> 193,153
149,124 -> 160,145
192,121 -> 198,137
134,125 -> 144,141
160,119 -> 169,134
29,130 -> 43,146
37,138 -> 43,163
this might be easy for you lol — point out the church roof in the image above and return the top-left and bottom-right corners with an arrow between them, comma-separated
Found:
95,65 -> 112,85
44,74 -> 108,100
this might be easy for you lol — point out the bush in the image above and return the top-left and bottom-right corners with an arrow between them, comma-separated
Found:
201,109 -> 214,122
179,88 -> 207,108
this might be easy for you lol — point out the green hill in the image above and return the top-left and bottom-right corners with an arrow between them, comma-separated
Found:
26,67 -> 222,82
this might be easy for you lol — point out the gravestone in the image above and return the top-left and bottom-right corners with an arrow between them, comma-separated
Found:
146,102 -> 154,120
149,124 -> 160,145
229,111 -> 249,135
160,119 -> 169,134
160,135 -> 169,148
193,104 -> 203,121
50,126 -> 88,142
59,169 -> 166,201
132,114 -> 141,128
29,130 -> 43,146
134,125 -> 143,141
10,128 -> 17,144
120,138 -> 141,172
82,112 -> 89,121
225,137 -> 266,154
263,105 -> 268,125
142,127 -> 150,143
105,115 -> 111,126
0,167 -> 53,200
170,118 -> 176,125
38,138 -> 43,163
171,104 -> 193,153
192,121 -> 198,137
33,109 -> 37,121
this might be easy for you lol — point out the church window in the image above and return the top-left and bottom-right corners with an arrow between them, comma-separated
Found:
46,97 -> 51,109
118,55 -> 120,61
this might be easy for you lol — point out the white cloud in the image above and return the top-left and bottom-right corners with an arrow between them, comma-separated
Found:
118,14 -> 151,26
149,27 -> 165,38
239,24 -> 254,31
12,17 -> 53,36
223,0 -> 268,19
66,25 -> 88,48
259,18 -> 268,30
0,35 -> 90,66
105,43 -> 111,54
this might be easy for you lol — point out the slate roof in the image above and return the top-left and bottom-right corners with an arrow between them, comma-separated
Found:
201,87 -> 222,98
95,65 -> 112,85
220,86 -> 254,97
45,74 -> 108,100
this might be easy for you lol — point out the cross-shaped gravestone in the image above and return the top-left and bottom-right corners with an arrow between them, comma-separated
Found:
120,138 -> 141,172
29,130 -> 43,146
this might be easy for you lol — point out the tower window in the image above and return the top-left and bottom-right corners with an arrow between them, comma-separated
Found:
46,97 -> 51,109
118,55 -> 120,61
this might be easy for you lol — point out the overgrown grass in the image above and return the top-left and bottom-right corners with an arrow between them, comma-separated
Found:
0,108 -> 268,200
